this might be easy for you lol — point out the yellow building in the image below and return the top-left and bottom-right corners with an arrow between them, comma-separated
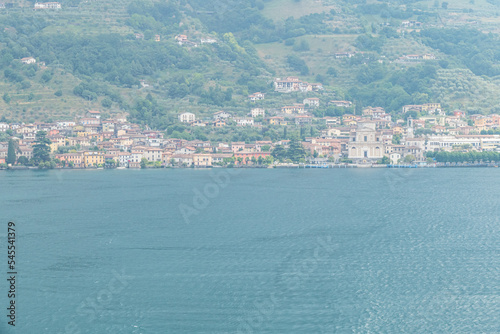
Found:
83,151 -> 105,167
392,126 -> 405,135
90,133 -> 104,142
49,142 -> 60,153
76,131 -> 91,137
193,154 -> 212,167
269,117 -> 284,125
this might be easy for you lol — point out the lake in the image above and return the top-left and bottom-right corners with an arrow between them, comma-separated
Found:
0,168 -> 499,333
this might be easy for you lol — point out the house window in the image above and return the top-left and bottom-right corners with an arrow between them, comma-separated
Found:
364,151 -> 368,158
364,136 -> 367,142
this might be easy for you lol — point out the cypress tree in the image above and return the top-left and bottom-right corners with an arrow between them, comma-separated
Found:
7,139 -> 16,165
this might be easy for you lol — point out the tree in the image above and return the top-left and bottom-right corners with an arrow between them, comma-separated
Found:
33,131 -> 52,165
41,71 -> 53,83
261,145 -> 271,152
17,156 -> 29,165
272,145 -> 287,161
379,156 -> 390,165
288,139 -> 307,163
140,158 -> 148,168
441,2 -> 448,9
404,154 -> 415,163
7,139 -> 16,165
2,93 -> 11,104
286,55 -> 309,75
101,97 -> 112,108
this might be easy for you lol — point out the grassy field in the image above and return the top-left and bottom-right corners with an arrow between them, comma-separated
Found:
261,0 -> 337,21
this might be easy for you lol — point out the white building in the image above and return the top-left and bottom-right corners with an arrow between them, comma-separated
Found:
348,122 -> 384,163
303,98 -> 320,107
144,147 -> 163,162
201,38 -> 217,44
0,123 -> 9,132
213,111 -> 232,120
251,108 -> 265,118
235,118 -> 254,126
56,121 -> 76,128
118,152 -> 131,167
21,57 -> 36,65
34,2 -> 61,9
130,151 -> 144,164
248,92 -> 265,101
178,112 -> 196,123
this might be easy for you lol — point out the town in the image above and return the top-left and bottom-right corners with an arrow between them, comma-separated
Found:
2,76 -> 500,169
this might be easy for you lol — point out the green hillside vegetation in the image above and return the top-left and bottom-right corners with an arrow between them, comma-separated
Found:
1,0 -> 500,129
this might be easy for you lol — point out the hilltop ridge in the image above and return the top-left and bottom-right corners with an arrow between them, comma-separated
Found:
1,0 -> 500,126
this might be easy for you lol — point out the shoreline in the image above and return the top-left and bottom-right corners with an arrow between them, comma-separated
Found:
1,163 -> 499,171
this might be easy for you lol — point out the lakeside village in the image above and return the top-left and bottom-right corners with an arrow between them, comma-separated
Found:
3,76 -> 500,169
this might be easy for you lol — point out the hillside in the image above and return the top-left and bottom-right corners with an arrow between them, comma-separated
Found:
2,0 -> 500,127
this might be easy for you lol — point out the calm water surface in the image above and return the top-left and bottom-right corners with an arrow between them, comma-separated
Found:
0,168 -> 499,333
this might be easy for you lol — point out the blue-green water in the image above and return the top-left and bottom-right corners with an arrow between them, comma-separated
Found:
0,168 -> 499,333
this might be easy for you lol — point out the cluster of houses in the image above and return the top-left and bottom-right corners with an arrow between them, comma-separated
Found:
177,96 -> 328,128
2,101 -> 500,168
34,2 -> 61,9
397,54 -> 437,62
174,35 -> 217,48
0,111 -> 274,168
400,20 -> 423,28
274,77 -> 323,93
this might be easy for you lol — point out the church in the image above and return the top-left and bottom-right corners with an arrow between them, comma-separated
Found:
348,122 -> 384,163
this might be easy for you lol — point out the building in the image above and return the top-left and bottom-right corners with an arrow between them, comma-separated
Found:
274,77 -> 323,93
402,103 -> 441,114
295,115 -> 312,125
269,116 -> 285,125
330,100 -> 353,108
144,147 -> 163,162
251,108 -> 265,118
234,151 -> 271,164
193,154 -> 212,167
83,151 -> 105,167
179,112 -> 196,123
248,92 -> 265,101
303,98 -> 320,107
235,118 -> 254,126
281,104 -> 305,114
80,118 -> 100,126
21,57 -> 36,64
87,110 -> 101,119
34,2 -> 61,9
190,120 -> 207,127
55,153 -> 83,167
213,111 -> 232,120
201,38 -> 217,44
335,52 -> 354,59
348,122 -> 384,163
323,117 -> 340,126
363,107 -> 385,117
213,119 -> 226,127
175,35 -> 188,44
